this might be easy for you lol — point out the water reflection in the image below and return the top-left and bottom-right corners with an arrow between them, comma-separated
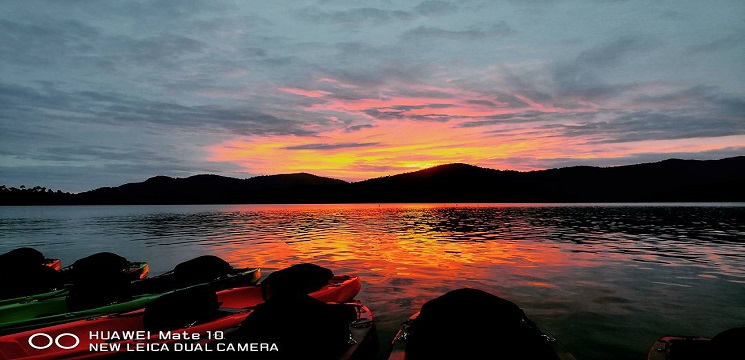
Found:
1,203 -> 744,360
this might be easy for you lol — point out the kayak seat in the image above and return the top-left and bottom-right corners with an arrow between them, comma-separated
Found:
65,253 -> 133,311
129,256 -> 237,295
223,294 -> 355,359
68,252 -> 130,275
172,255 -> 233,283
261,263 -> 334,299
143,285 -> 220,332
406,288 -> 560,360
0,264 -> 63,299
0,247 -> 46,269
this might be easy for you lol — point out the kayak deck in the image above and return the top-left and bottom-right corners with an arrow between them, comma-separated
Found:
647,336 -> 714,360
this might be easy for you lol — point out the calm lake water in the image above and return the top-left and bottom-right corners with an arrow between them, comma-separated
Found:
1,203 -> 744,359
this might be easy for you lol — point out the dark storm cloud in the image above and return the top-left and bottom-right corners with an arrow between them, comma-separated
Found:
0,18 -> 100,65
550,111 -> 745,143
363,108 -> 452,122
297,7 -> 413,26
390,104 -> 455,111
575,37 -> 655,68
0,82 -> 317,137
283,142 -> 380,150
551,36 -> 657,101
688,33 -> 745,54
403,22 -> 515,41
466,100 -> 498,107
633,86 -> 745,118
124,35 -> 207,65
345,124 -> 375,132
32,145 -> 178,164
414,1 -> 458,16
455,111 -> 550,128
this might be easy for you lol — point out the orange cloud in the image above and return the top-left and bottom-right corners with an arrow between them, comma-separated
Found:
279,87 -> 332,98
205,80 -> 744,180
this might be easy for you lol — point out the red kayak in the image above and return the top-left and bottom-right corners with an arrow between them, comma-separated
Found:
43,259 -> 61,272
0,275 -> 361,360
647,328 -> 745,360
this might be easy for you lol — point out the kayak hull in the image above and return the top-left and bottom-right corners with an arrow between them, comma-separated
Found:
647,336 -> 712,360
0,275 -> 362,360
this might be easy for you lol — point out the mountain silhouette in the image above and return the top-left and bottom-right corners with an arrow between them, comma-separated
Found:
76,173 -> 348,204
2,157 -> 744,205
350,157 -> 745,203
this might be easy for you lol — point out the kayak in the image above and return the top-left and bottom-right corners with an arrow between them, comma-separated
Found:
0,275 -> 362,359
0,253 -> 149,306
647,328 -> 745,360
386,288 -> 575,360
0,264 -> 261,335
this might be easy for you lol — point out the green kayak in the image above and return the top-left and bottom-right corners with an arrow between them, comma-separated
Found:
0,256 -> 260,336
0,292 -> 161,335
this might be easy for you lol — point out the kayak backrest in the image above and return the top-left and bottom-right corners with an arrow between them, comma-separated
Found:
712,327 -> 745,358
406,288 -> 559,360
0,264 -> 63,299
261,263 -> 334,299
65,252 -> 133,310
226,295 -> 355,359
143,285 -> 220,331
0,247 -> 45,269
172,255 -> 233,282
69,252 -> 129,274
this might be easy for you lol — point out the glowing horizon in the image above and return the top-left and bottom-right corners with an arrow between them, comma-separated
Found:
206,78 -> 744,182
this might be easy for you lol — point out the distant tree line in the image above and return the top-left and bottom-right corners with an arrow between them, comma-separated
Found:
0,185 -> 74,205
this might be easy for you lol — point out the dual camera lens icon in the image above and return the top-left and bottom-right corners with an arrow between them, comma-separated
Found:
28,333 -> 80,350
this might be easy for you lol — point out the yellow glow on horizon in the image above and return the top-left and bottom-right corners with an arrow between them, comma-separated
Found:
204,81 -> 745,180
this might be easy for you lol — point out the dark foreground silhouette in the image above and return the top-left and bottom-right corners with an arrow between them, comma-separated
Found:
388,288 -> 571,360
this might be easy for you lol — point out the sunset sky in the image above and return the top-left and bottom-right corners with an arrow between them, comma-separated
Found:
1,0 -> 744,191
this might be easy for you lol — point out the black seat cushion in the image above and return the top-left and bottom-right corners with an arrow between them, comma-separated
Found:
143,285 -> 220,331
224,294 -> 353,359
406,288 -> 559,360
261,263 -> 333,299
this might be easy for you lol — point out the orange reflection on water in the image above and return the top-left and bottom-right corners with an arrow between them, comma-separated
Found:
210,204 -> 595,293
